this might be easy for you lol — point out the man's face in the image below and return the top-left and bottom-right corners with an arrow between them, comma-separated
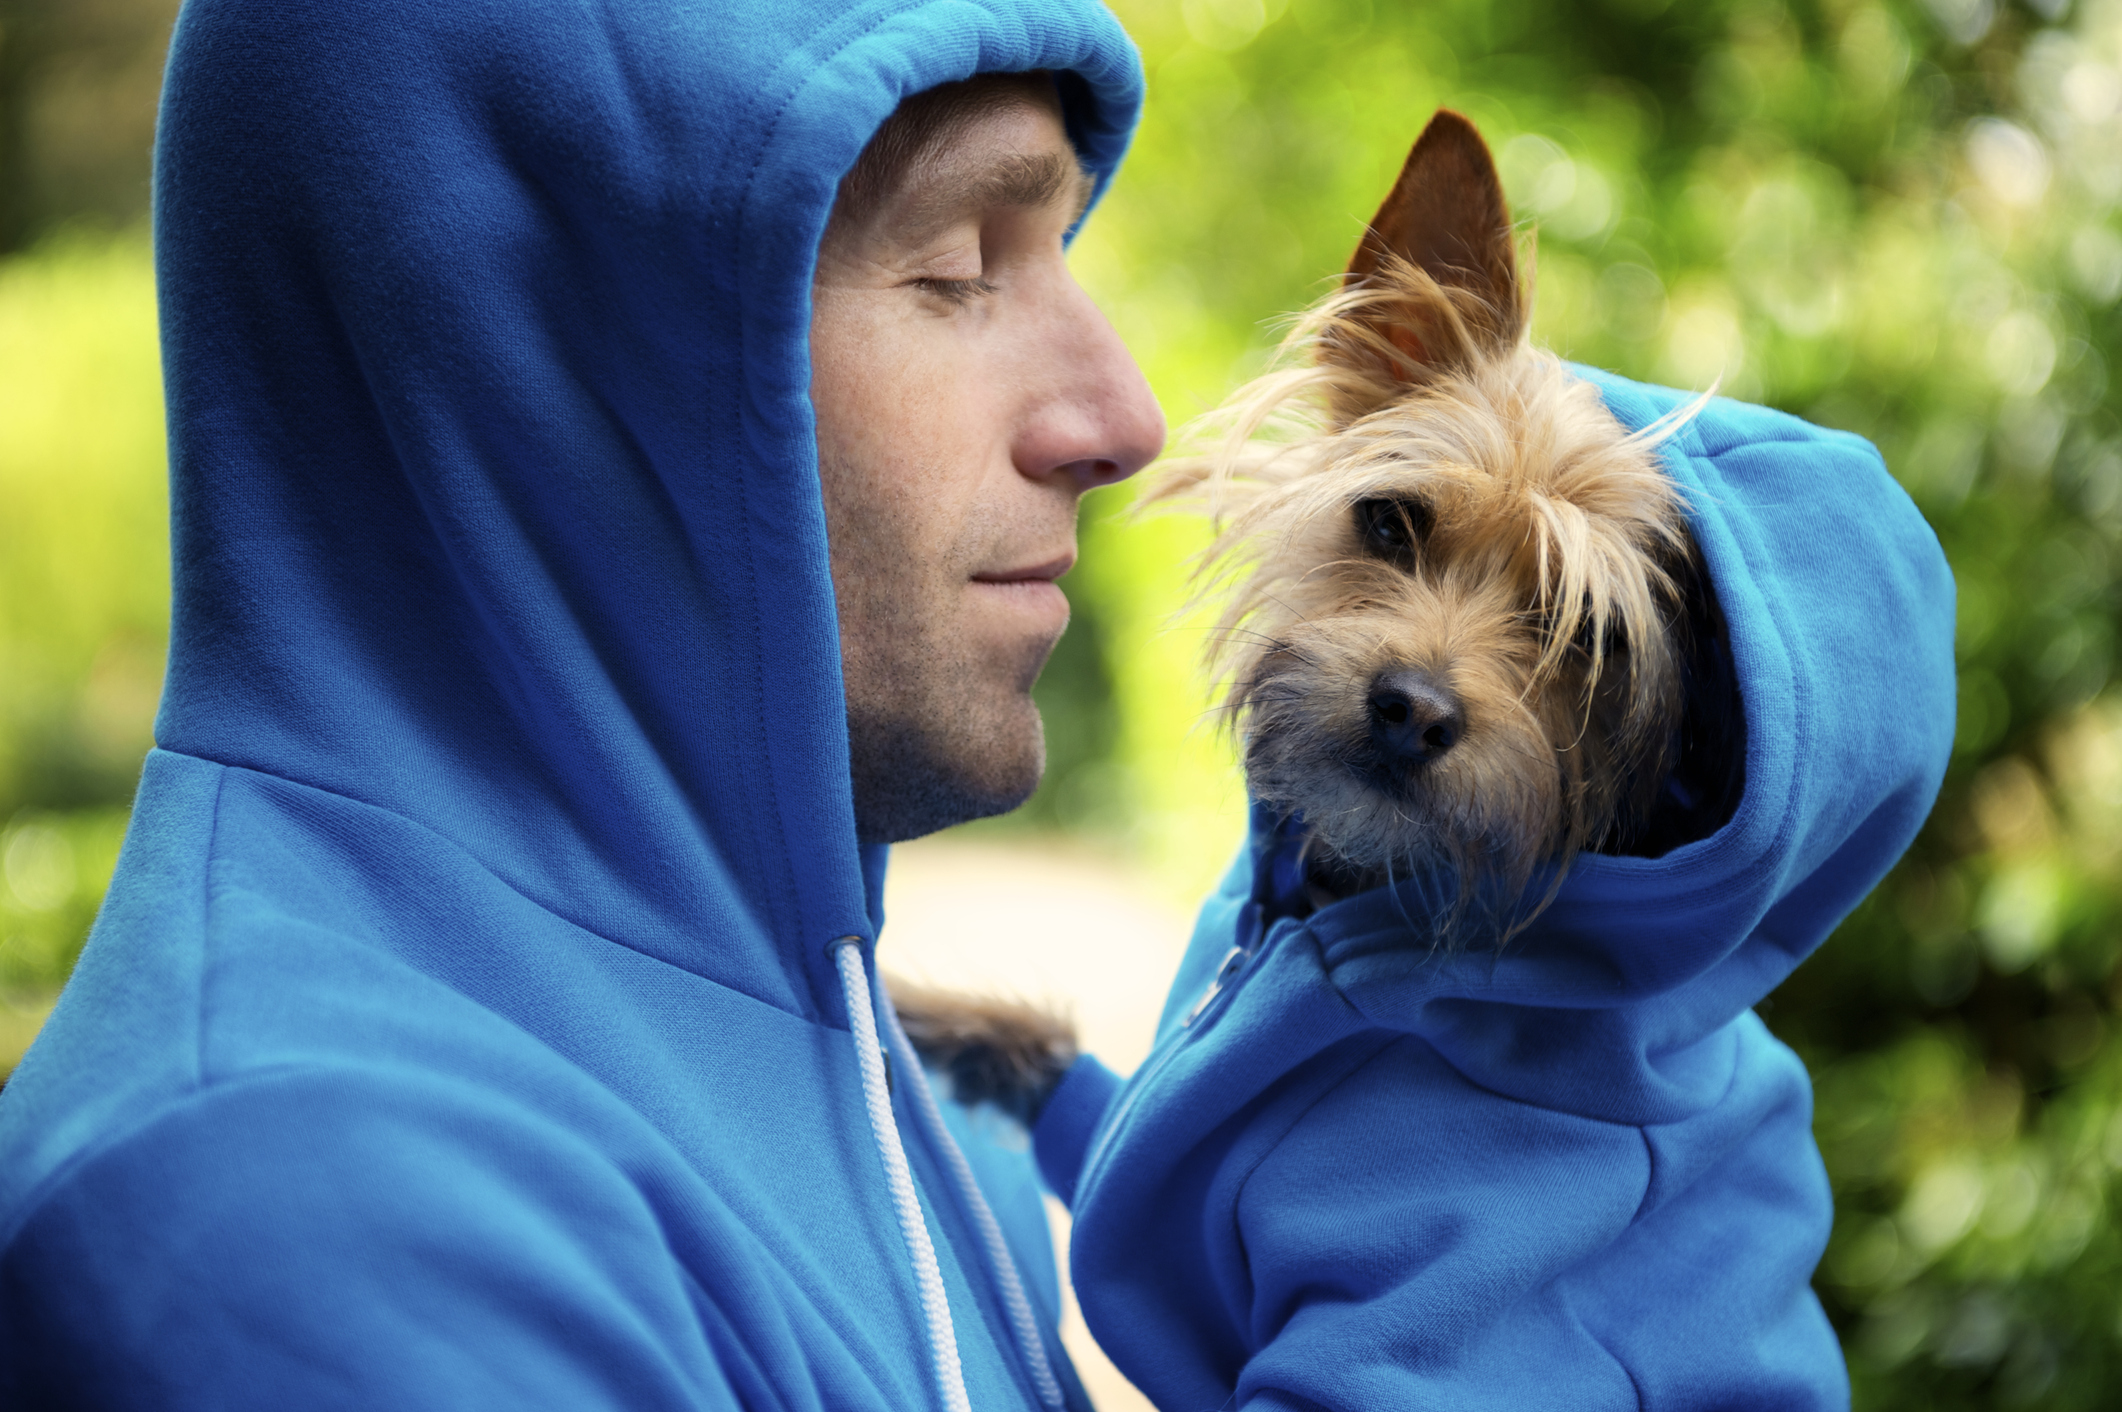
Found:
811,88 -> 1164,844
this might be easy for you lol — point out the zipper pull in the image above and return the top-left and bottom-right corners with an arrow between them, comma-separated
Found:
1185,944 -> 1252,1026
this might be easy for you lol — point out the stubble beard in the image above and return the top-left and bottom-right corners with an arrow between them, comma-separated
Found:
841,616 -> 1053,844
844,676 -> 1048,844
829,482 -> 1057,845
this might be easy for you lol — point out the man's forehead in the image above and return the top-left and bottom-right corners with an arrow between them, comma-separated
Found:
827,78 -> 1094,251
888,135 -> 1094,247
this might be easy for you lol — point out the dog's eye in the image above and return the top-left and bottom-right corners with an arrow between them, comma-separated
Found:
1353,497 -> 1431,564
1569,614 -> 1628,658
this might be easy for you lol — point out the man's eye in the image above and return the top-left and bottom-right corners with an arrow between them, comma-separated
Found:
1352,496 -> 1431,564
913,276 -> 998,304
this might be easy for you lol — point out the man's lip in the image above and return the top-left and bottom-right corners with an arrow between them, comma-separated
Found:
971,552 -> 1076,585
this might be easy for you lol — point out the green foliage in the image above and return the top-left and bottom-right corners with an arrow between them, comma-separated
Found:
1,808 -> 130,989
0,230 -> 165,1047
0,0 -> 180,252
1068,0 -> 2122,1405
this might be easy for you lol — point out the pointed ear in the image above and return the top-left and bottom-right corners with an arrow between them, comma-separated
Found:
1340,109 -> 1522,374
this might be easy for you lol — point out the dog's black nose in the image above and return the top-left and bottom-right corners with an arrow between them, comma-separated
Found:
1367,670 -> 1464,765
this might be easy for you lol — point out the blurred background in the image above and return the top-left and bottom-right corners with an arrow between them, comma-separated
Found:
3,0 -> 2121,1405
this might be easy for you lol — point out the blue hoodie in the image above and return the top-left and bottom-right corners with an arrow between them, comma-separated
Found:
0,2 -> 1142,1408
1032,370 -> 1956,1411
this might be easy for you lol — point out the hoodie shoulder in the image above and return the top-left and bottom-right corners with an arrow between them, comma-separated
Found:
0,1066 -> 742,1411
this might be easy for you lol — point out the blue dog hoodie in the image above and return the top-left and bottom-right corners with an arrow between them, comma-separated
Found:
0,2 -> 1143,1408
1034,370 -> 1957,1411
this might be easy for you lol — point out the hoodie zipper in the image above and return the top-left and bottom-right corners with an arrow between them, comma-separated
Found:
1077,924 -> 1270,1200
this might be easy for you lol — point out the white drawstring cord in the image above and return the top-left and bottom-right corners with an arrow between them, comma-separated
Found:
833,939 -> 971,1412
876,978 -> 1068,1410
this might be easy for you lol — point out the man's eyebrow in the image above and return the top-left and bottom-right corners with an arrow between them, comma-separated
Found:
896,150 -> 1095,244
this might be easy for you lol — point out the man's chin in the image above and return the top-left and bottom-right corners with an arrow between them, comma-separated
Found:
848,702 -> 1046,845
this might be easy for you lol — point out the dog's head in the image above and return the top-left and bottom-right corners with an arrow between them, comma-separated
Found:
1157,111 -> 1740,935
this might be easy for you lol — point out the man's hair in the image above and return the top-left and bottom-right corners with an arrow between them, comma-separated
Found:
831,71 -> 1062,228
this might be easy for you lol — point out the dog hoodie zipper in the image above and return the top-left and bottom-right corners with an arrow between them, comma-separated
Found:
1077,913 -> 1277,1199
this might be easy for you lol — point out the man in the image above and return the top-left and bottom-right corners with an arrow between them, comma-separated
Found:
0,0 -> 1160,1406
814,74 -> 1160,844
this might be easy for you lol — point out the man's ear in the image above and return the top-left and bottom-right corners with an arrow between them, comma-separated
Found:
1334,109 -> 1522,380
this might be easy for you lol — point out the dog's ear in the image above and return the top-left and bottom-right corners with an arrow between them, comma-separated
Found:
1335,110 -> 1522,380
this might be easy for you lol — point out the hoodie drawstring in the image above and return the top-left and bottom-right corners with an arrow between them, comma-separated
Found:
834,939 -> 971,1412
876,977 -> 1068,1410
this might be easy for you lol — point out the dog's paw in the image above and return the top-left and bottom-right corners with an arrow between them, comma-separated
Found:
886,977 -> 1079,1127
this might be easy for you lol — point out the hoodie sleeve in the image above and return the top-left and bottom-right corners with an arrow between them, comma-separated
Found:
1032,1055 -> 1124,1209
0,1070 -> 748,1411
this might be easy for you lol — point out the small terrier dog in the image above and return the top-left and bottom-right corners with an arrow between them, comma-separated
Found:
1152,107 -> 1743,932
897,109 -> 1742,1108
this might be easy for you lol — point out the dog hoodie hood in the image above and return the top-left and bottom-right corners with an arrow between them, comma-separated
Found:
1037,371 -> 1956,1411
0,2 -> 1140,1408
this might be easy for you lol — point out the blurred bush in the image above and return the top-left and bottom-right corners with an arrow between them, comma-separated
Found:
0,0 -> 179,252
5,0 -> 2122,1405
0,231 -> 164,1054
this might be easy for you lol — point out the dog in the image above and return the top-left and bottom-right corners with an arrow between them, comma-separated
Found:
896,108 -> 1743,1120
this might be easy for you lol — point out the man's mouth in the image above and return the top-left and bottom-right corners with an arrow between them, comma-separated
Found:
969,553 -> 1074,632
971,551 -> 1076,586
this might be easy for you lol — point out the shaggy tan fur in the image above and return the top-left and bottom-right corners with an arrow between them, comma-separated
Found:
1151,110 -> 1707,938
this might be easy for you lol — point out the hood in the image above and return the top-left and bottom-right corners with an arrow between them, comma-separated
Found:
1162,367 -> 1956,1126
152,0 -> 1143,1022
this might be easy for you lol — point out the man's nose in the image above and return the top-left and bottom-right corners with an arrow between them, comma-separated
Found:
1014,280 -> 1167,493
